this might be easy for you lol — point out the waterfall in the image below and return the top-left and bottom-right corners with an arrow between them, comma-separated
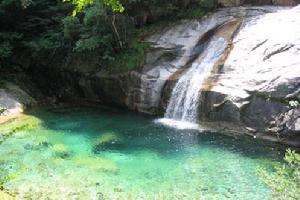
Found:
156,36 -> 228,129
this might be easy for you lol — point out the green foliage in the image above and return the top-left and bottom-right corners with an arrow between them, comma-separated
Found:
0,0 -> 72,69
0,32 -> 22,59
68,0 -> 124,15
0,0 -> 214,73
62,0 -> 136,68
103,0 -> 124,12
68,0 -> 114,53
257,149 -> 300,200
108,40 -> 149,73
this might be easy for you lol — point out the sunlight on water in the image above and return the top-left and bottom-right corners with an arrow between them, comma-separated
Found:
0,107 -> 284,200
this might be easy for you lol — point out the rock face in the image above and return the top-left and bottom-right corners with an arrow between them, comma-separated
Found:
199,6 -> 300,146
48,7 -> 276,113
124,6 -> 283,114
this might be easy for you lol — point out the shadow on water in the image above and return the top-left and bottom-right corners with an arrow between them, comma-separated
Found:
23,105 -> 286,161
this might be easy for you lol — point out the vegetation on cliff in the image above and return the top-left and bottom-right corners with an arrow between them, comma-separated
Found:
0,0 -> 217,74
258,149 -> 300,200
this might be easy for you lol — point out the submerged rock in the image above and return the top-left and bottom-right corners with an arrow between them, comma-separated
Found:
93,132 -> 124,152
0,115 -> 42,144
51,144 -> 72,159
24,141 -> 52,151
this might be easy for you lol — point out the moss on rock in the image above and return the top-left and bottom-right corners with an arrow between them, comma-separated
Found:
51,144 -> 72,159
0,115 -> 42,144
93,132 -> 124,152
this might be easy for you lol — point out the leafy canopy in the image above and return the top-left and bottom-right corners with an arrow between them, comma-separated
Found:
66,0 -> 124,15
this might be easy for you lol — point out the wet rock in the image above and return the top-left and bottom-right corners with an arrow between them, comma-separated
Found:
24,141 -> 52,151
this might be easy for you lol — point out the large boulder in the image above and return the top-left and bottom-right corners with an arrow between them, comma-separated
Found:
0,82 -> 36,120
200,6 -> 300,146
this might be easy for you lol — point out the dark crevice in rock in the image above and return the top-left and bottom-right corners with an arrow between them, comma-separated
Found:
251,39 -> 268,51
263,44 -> 294,61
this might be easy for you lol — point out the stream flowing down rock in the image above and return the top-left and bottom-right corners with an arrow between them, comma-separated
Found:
50,6 -> 282,114
57,6 -> 281,115
163,20 -> 241,124
125,6 -> 283,114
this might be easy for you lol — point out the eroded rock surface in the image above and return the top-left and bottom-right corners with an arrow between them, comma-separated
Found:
127,6 -> 283,114
52,7 -> 282,114
200,6 -> 300,146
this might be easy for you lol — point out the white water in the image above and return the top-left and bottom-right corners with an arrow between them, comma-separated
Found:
159,37 -> 227,128
154,118 -> 201,130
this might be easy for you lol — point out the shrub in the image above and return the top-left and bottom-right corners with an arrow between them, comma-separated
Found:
257,149 -> 300,200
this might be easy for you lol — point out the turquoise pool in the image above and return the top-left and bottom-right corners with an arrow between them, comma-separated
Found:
0,107 -> 284,199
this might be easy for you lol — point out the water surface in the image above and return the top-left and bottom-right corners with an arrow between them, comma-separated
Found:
0,107 -> 284,199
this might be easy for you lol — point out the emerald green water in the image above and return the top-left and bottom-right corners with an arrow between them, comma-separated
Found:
0,107 -> 284,199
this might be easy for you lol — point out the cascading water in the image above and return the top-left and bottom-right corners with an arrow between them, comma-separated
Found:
157,36 -> 228,129
166,37 -> 227,122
